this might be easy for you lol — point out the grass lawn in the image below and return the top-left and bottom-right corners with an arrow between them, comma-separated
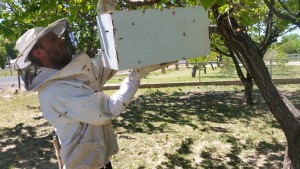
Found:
1,83 -> 299,168
1,63 -> 300,81
106,64 -> 300,85
0,69 -> 18,77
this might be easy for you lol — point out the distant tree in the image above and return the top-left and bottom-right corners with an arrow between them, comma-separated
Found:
5,43 -> 17,60
188,52 -> 218,78
0,35 -> 9,69
188,56 -> 208,78
0,45 -> 6,69
277,34 -> 300,54
220,56 -> 235,76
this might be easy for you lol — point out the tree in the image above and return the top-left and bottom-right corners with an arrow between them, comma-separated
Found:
0,35 -> 9,69
188,52 -> 220,78
0,0 -> 100,57
4,43 -> 17,60
263,0 -> 300,167
208,0 -> 286,105
203,0 -> 300,168
277,34 -> 300,54
0,45 -> 6,69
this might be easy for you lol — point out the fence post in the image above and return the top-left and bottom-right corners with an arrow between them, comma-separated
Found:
18,71 -> 21,91
161,67 -> 166,74
198,63 -> 201,82
175,63 -> 179,71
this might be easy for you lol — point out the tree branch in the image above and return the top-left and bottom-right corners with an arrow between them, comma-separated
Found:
278,0 -> 293,15
214,46 -> 230,57
264,0 -> 300,27
259,8 -> 279,55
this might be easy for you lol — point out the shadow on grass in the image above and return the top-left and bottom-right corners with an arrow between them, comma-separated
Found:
114,89 -> 271,133
287,91 -> 300,109
0,122 -> 58,169
113,89 -> 287,168
0,89 -> 293,168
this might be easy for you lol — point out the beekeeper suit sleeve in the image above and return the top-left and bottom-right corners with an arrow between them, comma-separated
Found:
40,72 -> 139,125
107,61 -> 176,117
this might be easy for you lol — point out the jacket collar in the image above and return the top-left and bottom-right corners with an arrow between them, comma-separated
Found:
28,52 -> 93,91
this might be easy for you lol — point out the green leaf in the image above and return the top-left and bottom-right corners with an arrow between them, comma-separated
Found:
202,0 -> 217,10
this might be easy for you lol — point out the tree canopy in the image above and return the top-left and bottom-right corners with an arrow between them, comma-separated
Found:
0,44 -> 6,69
0,0 -> 99,56
0,0 -> 297,58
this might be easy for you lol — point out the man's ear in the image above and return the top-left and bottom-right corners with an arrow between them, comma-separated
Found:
32,49 -> 44,58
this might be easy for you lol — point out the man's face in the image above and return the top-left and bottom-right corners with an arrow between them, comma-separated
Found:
39,31 -> 72,69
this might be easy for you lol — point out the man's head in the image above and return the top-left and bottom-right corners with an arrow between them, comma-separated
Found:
28,31 -> 72,69
15,18 -> 71,69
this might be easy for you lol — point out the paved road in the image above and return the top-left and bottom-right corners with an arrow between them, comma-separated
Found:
0,76 -> 24,91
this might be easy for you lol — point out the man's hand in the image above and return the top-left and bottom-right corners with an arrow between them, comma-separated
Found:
132,61 -> 178,79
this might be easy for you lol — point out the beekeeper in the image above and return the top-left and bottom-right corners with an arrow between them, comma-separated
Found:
14,13 -> 173,169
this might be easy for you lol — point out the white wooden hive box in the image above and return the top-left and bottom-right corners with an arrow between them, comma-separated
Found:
96,6 -> 210,70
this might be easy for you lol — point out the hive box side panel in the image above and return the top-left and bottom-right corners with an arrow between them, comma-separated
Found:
96,15 -> 118,70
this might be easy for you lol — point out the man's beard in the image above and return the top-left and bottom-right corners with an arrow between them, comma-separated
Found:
48,48 -> 72,69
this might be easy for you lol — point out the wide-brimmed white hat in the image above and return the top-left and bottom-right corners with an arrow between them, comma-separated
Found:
15,18 -> 69,69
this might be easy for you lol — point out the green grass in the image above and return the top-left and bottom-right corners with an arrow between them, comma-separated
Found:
0,69 -> 18,77
106,64 -> 300,85
2,84 -> 299,168
268,65 -> 300,78
1,63 -> 300,81
106,65 -> 241,84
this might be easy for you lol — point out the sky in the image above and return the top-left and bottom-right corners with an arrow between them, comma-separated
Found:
290,28 -> 300,35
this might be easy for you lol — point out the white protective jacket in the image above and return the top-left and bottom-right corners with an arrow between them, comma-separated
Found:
32,52 -> 141,168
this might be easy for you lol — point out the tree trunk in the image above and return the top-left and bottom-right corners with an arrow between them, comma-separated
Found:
243,73 -> 254,105
209,61 -> 215,71
161,67 -> 166,74
217,55 -> 222,67
175,63 -> 179,71
212,5 -> 300,168
230,50 -> 254,105
192,65 -> 197,78
185,60 -> 189,69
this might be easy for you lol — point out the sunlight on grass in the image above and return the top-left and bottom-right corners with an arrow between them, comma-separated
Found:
0,92 -> 40,128
106,64 -> 300,85
1,84 -> 298,168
